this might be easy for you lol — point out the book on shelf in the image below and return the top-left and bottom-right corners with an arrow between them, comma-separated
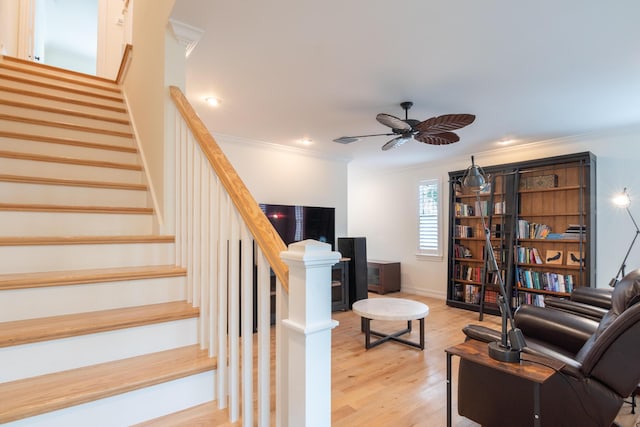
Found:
516,268 -> 574,293
484,289 -> 498,304
474,200 -> 489,216
546,232 -> 585,240
454,265 -> 482,282
515,246 -> 543,264
454,243 -> 473,258
517,219 -> 551,239
464,284 -> 481,304
455,225 -> 474,238
565,224 -> 586,234
518,292 -> 546,307
455,202 -> 475,217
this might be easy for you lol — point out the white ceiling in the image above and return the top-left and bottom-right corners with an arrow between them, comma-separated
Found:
170,0 -> 640,169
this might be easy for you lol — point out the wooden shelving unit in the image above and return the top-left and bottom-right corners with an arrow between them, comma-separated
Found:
447,152 -> 596,314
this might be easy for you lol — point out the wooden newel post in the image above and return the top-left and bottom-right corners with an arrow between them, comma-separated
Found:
280,240 -> 340,427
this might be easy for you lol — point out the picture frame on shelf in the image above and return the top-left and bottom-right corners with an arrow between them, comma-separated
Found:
545,250 -> 563,265
567,250 -> 585,266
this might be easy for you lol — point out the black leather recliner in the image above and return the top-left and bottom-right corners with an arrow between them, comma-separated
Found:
544,286 -> 613,320
457,269 -> 640,426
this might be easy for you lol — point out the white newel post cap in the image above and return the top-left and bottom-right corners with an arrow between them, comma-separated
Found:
280,240 -> 341,329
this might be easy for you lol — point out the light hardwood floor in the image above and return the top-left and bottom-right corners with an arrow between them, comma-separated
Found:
140,292 -> 639,426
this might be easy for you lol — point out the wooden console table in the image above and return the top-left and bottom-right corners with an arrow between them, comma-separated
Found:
445,339 -> 563,427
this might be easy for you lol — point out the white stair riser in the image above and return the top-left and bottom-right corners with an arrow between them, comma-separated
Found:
0,158 -> 144,183
0,242 -> 175,274
0,319 -> 199,382
0,276 -> 187,322
0,137 -> 138,163
0,119 -> 133,146
0,211 -> 154,236
0,103 -> 132,134
2,371 -> 215,427
0,182 -> 148,208
0,68 -> 123,100
0,89 -> 129,121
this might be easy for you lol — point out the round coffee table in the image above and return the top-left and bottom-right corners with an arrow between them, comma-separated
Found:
352,297 -> 430,350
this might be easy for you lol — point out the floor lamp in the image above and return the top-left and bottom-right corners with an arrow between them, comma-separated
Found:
609,188 -> 640,287
463,156 -> 525,362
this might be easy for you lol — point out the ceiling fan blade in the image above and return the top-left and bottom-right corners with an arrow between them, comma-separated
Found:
333,133 -> 396,144
415,134 -> 459,145
376,113 -> 411,131
415,114 -> 476,134
415,131 -> 459,144
381,135 -> 412,151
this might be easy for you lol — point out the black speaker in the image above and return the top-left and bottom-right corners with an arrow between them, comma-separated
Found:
338,237 -> 368,308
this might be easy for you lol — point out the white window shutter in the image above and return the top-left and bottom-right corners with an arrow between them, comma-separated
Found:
418,179 -> 441,256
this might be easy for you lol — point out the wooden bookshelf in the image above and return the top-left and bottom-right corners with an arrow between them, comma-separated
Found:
447,152 -> 596,313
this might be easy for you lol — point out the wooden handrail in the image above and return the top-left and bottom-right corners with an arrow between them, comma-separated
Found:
115,44 -> 133,84
169,86 -> 289,291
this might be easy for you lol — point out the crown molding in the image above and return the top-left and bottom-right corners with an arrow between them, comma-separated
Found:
169,19 -> 204,57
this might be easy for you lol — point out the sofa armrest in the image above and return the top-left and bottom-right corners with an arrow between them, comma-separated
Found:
544,297 -> 608,321
515,304 -> 599,355
570,287 -> 612,309
462,324 -> 502,343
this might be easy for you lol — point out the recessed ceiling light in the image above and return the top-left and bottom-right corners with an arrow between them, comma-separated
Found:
299,138 -> 313,146
205,97 -> 221,107
498,138 -> 516,146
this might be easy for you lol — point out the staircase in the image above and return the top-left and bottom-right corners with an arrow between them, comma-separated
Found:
0,56 -> 217,426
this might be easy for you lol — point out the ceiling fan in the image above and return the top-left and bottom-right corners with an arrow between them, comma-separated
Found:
333,102 -> 476,151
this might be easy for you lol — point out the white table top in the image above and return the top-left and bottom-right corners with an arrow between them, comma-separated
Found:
352,298 -> 430,321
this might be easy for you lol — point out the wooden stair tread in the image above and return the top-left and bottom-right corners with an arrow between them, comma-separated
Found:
0,265 -> 187,290
0,74 -> 123,103
1,56 -> 115,83
0,174 -> 147,191
0,62 -> 121,93
0,99 -> 130,125
0,150 -> 141,170
0,203 -> 153,214
134,401 -> 239,427
0,301 -> 199,347
0,113 -> 133,138
0,234 -> 173,246
1,56 -> 118,86
0,345 -> 216,424
0,84 -> 127,113
0,130 -> 137,152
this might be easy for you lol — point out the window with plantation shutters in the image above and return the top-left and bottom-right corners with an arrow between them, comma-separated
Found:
418,179 -> 441,257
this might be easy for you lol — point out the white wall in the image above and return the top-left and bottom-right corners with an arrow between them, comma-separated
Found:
214,134 -> 349,245
123,0 -> 175,224
348,124 -> 640,299
0,0 -> 20,55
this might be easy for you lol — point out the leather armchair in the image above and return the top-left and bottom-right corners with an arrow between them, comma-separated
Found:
457,269 -> 640,426
544,286 -> 613,320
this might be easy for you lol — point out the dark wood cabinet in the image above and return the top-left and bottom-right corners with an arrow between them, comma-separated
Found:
367,261 -> 401,294
331,259 -> 350,311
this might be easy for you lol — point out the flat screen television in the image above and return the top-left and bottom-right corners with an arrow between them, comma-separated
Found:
260,203 -> 335,250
